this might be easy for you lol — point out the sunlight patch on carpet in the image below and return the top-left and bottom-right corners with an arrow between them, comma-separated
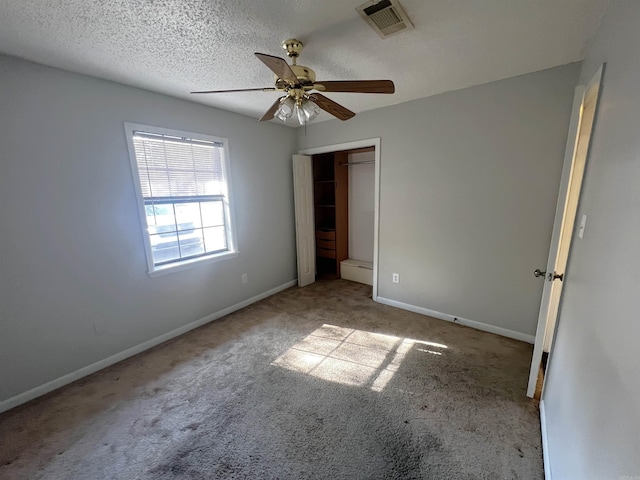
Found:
271,324 -> 448,391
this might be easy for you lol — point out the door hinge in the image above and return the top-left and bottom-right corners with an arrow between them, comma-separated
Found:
547,272 -> 564,282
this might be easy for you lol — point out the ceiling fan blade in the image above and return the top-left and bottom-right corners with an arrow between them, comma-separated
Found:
313,80 -> 395,94
191,87 -> 276,94
308,93 -> 355,121
259,97 -> 285,122
255,53 -> 298,84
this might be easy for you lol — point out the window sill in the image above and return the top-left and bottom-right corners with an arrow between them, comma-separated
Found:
148,250 -> 239,277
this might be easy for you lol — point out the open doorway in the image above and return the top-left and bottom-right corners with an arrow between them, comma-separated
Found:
294,138 -> 381,300
312,147 -> 375,283
527,65 -> 604,398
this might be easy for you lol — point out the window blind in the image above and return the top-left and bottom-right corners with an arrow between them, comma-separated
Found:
132,132 -> 225,198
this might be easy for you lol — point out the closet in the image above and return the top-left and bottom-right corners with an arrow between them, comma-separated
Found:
307,147 -> 375,284
313,151 -> 349,277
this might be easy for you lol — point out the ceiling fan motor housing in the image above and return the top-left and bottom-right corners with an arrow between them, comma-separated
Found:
290,65 -> 315,85
277,39 -> 316,87
275,65 -> 316,91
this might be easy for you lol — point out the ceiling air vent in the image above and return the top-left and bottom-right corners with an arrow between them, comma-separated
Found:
356,0 -> 414,38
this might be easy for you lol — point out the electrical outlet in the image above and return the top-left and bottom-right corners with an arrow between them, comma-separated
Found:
392,273 -> 399,284
241,273 -> 248,284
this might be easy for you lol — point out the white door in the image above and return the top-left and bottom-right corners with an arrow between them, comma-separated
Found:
526,65 -> 604,398
292,155 -> 316,287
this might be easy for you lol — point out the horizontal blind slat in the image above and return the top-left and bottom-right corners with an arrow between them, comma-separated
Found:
133,131 -> 223,148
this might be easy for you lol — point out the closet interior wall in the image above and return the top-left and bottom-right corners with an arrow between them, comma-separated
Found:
347,150 -> 375,264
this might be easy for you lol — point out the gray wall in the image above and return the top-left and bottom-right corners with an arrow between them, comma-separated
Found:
299,63 -> 580,338
0,55 -> 297,405
543,1 -> 640,478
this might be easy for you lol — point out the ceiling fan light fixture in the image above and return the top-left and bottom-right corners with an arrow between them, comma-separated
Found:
302,100 -> 320,121
275,96 -> 295,121
294,99 -> 320,125
296,104 -> 306,125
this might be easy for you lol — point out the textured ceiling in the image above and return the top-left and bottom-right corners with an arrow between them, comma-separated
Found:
0,0 -> 611,126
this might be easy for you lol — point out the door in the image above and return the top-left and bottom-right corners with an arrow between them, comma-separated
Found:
293,155 -> 316,287
527,65 -> 604,397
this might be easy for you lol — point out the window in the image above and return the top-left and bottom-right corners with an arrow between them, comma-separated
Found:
125,123 -> 237,275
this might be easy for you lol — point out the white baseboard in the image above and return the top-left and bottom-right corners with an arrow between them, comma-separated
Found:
0,280 -> 297,414
540,399 -> 551,479
375,297 -> 535,344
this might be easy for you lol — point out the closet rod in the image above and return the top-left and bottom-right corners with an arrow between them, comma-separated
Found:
340,160 -> 375,166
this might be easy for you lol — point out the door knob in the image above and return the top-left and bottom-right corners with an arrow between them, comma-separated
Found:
534,269 -> 546,278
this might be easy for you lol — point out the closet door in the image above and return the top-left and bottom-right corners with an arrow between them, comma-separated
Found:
292,155 -> 316,287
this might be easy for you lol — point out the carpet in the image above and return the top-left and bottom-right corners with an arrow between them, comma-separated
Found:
0,280 -> 542,479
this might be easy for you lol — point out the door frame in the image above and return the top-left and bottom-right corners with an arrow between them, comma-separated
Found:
299,138 -> 381,300
527,65 -> 604,398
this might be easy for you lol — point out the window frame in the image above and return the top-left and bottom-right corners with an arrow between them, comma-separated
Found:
124,122 -> 238,276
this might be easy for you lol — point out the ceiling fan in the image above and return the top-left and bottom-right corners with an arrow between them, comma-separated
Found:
191,39 -> 395,125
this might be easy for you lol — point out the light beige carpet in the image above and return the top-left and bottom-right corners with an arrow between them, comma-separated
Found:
0,280 -> 542,479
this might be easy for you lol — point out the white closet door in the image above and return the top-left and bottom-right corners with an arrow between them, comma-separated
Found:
292,155 -> 316,287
